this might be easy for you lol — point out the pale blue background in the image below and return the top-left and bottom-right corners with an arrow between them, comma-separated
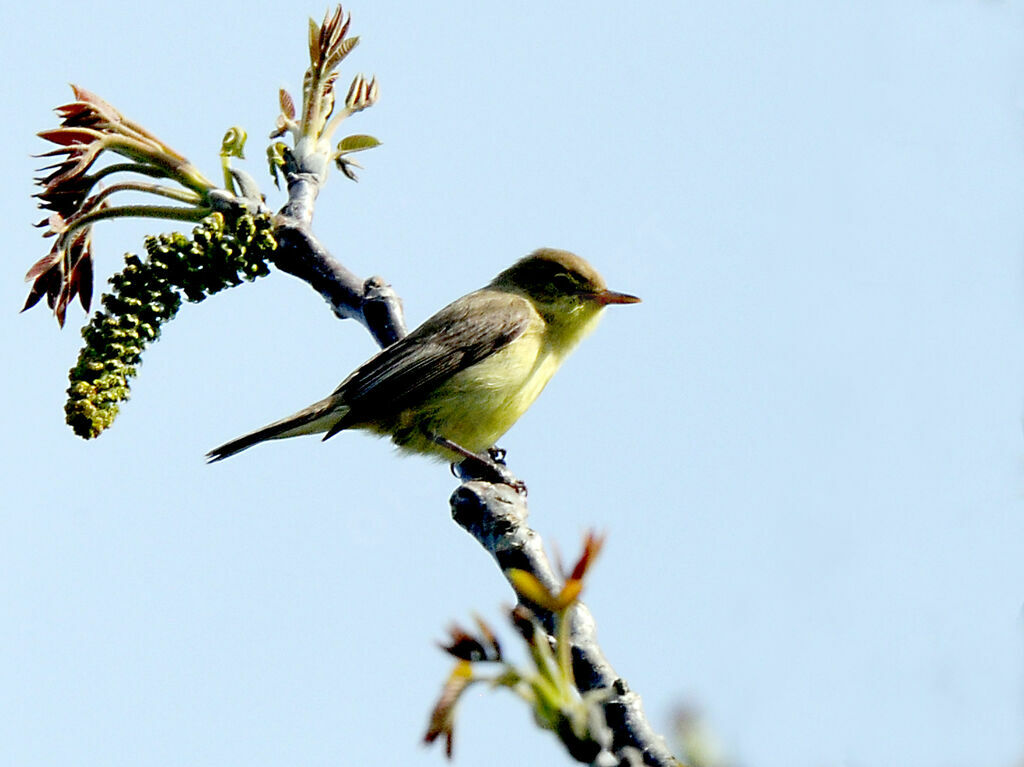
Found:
3,2 -> 1023,766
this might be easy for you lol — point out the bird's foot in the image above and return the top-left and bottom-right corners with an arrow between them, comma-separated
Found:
434,435 -> 526,494
453,454 -> 527,495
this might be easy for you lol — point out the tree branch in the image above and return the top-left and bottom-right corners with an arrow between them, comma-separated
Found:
270,214 -> 406,346
451,481 -> 680,767
258,5 -> 403,345
268,94 -> 405,344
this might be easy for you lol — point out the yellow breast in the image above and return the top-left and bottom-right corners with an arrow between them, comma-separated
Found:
403,318 -> 553,455
380,295 -> 604,460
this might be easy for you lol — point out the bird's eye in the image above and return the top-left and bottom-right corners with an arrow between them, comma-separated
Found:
552,272 -> 576,292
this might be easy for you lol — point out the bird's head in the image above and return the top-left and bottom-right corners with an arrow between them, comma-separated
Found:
490,249 -> 640,327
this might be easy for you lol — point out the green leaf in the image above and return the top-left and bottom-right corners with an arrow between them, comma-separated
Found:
507,569 -> 559,610
336,134 -> 381,153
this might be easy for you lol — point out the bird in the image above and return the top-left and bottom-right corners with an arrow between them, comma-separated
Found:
206,248 -> 640,471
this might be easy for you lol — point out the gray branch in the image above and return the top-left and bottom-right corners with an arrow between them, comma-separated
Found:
269,159 -> 406,347
451,481 -> 680,767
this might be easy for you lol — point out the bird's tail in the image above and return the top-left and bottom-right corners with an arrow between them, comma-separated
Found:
206,396 -> 347,462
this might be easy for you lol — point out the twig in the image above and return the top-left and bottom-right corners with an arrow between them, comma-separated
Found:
451,481 -> 680,767
268,5 -> 404,344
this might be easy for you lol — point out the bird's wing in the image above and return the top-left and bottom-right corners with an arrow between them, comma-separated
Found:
326,289 -> 536,433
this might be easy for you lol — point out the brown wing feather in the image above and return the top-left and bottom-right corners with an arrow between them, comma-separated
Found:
323,289 -> 534,438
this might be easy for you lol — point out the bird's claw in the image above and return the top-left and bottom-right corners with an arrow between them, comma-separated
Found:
453,454 -> 527,495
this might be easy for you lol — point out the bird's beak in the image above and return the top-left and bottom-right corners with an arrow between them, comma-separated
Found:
591,289 -> 641,306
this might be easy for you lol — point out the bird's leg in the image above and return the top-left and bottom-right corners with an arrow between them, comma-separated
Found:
431,435 -> 526,494
487,446 -> 507,465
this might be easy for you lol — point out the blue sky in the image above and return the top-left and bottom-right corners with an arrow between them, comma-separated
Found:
3,2 -> 1024,766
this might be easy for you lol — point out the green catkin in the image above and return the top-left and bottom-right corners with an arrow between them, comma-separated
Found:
65,211 -> 276,438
